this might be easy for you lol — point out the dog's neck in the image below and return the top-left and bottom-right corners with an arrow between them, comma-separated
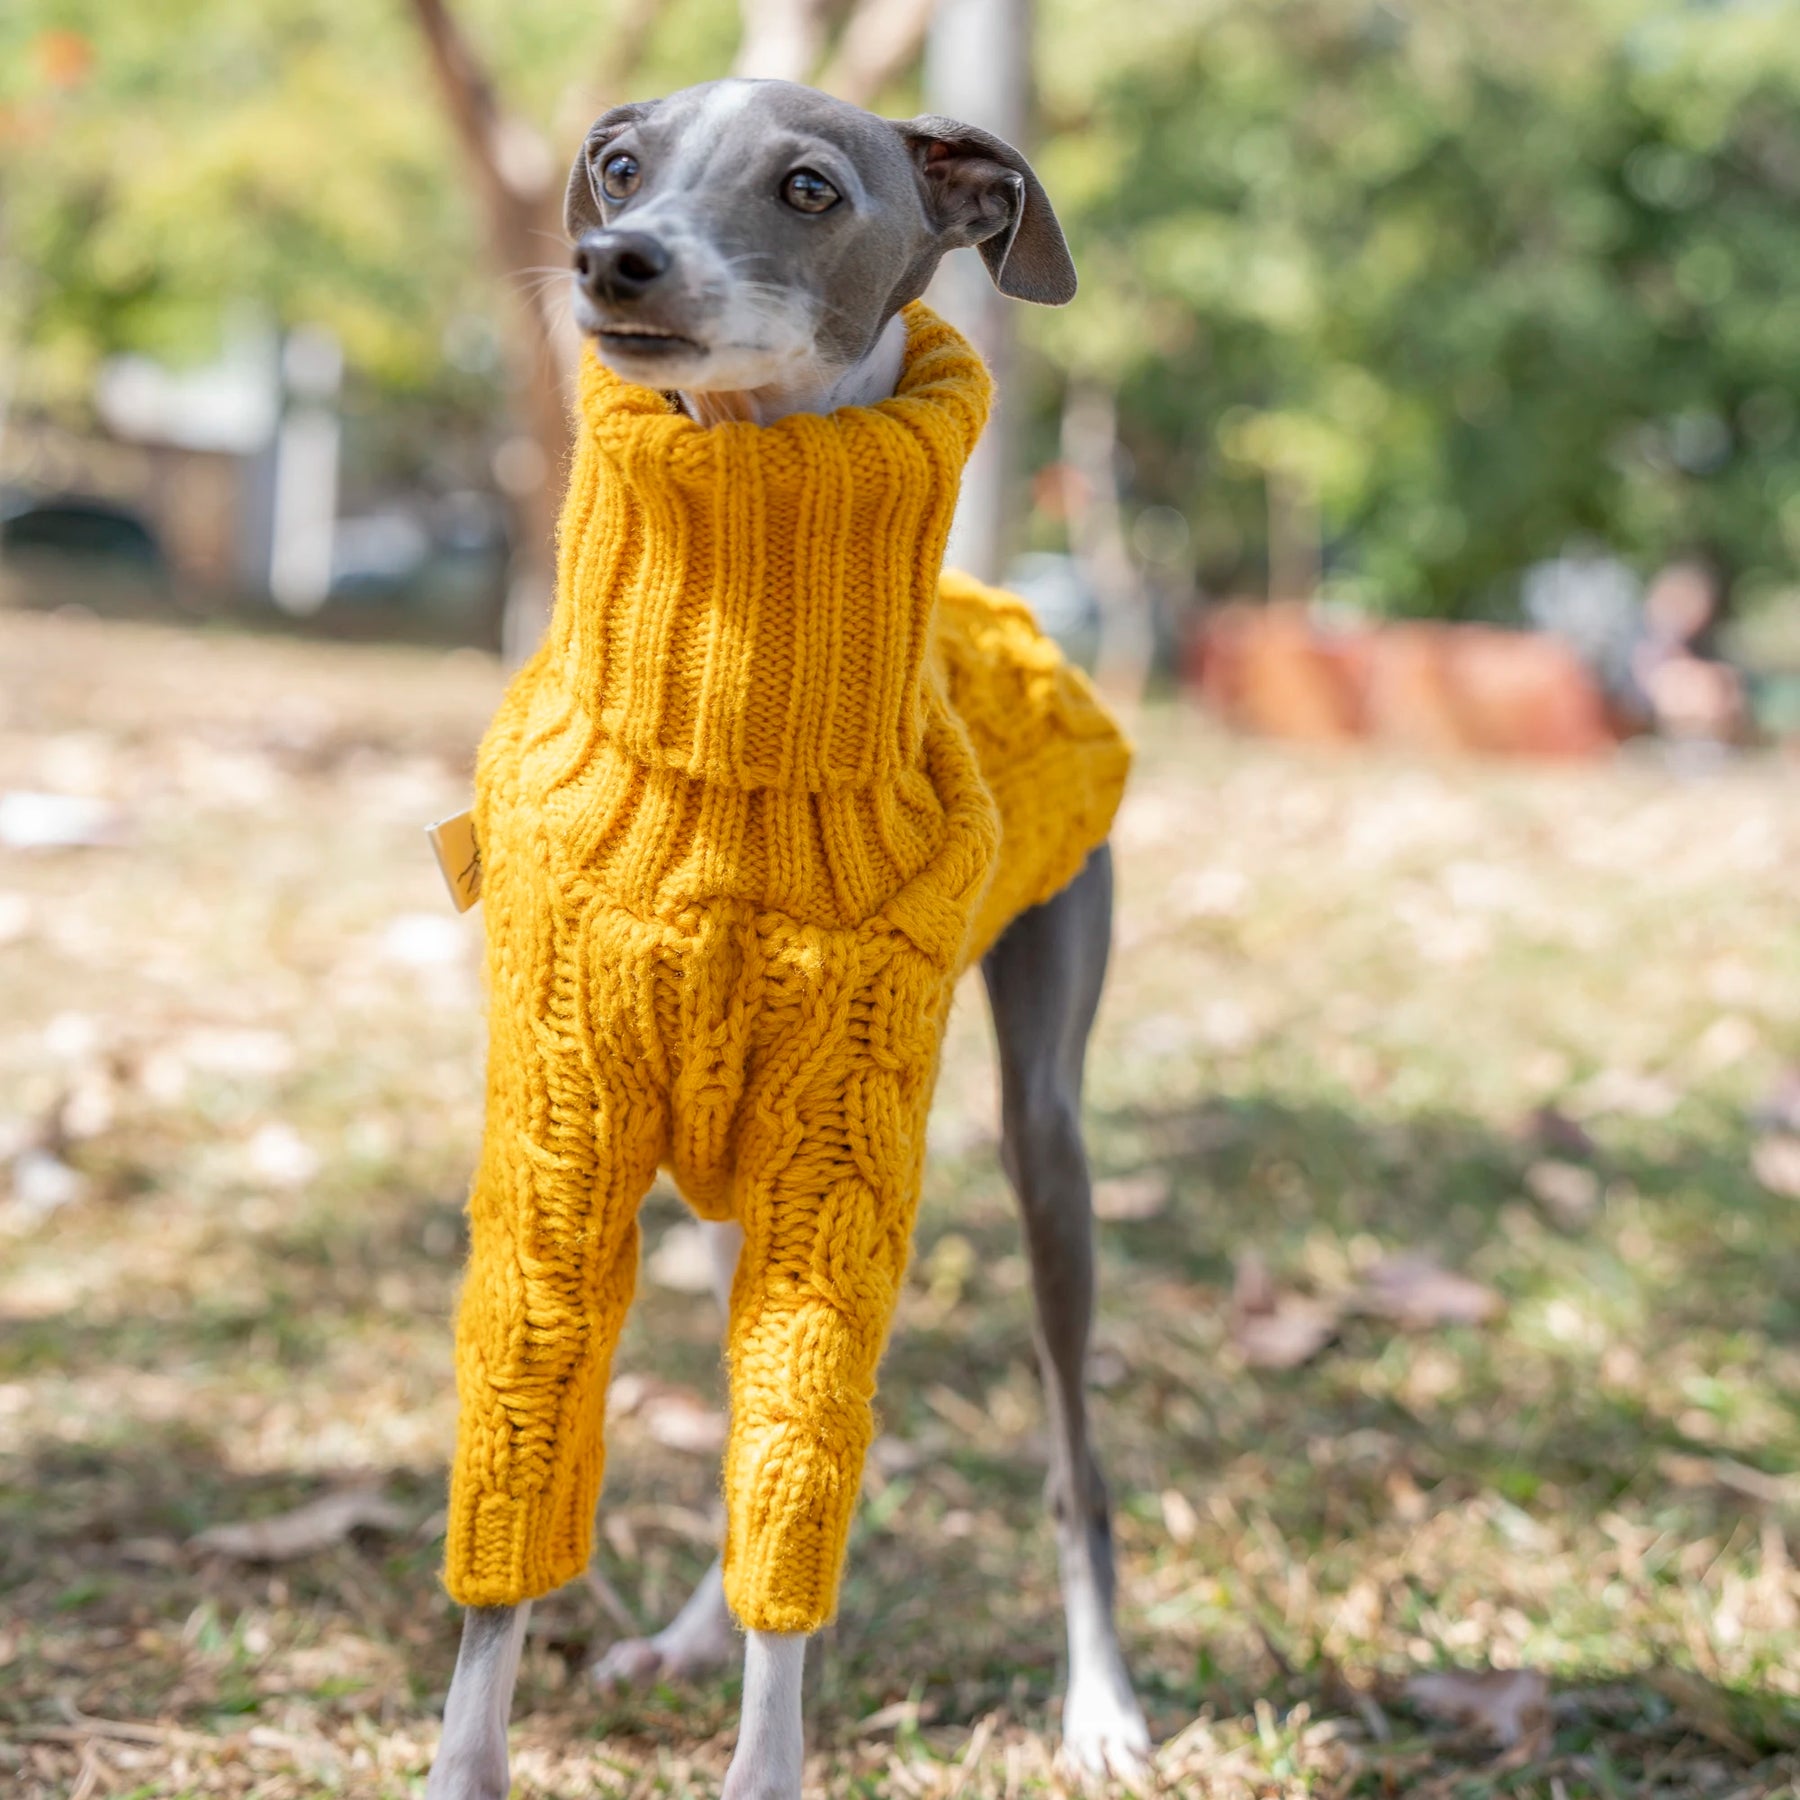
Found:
675,312 -> 908,428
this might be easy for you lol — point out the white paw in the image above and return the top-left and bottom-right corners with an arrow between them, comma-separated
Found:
592,1624 -> 735,1692
719,1771 -> 803,1800
1060,1678 -> 1153,1787
424,1748 -> 510,1800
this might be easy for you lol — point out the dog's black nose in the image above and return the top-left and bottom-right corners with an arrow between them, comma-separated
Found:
573,230 -> 671,303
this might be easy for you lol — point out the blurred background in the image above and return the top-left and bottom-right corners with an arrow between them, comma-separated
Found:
5,4 -> 1800,1799
5,0 -> 1800,743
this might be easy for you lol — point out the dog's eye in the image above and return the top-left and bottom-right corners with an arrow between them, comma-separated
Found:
600,152 -> 641,200
782,169 -> 839,214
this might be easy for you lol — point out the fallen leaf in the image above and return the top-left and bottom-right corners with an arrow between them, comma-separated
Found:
616,1501 -> 718,1545
1160,1487 -> 1201,1545
606,1374 -> 727,1453
376,912 -> 466,969
1385,1467 -> 1429,1522
1658,1451 -> 1800,1506
192,1485 -> 410,1561
1573,1067 -> 1679,1120
1524,1104 -> 1597,1160
1645,1668 -> 1760,1760
857,1698 -> 923,1737
869,1434 -> 927,1477
1320,1657 -> 1393,1742
1751,1067 -> 1800,1136
1693,1014 -> 1758,1074
925,1110 -> 995,1159
638,1388 -> 726,1455
647,1221 -> 718,1294
608,1371 -> 650,1416
1230,1252 -> 1339,1369
1356,1253 -> 1503,1328
1092,1170 -> 1171,1222
0,892 -> 34,945
1405,1667 -> 1549,1746
172,1027 -> 296,1078
1525,1158 -> 1601,1227
9,1149 -> 88,1217
243,1121 -> 319,1188
0,790 -> 126,850
1751,1134 -> 1800,1201
1155,1109 -> 1242,1156
117,1537 -> 183,1567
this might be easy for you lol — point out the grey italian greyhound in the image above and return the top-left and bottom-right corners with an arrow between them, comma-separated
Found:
426,79 -> 1149,1800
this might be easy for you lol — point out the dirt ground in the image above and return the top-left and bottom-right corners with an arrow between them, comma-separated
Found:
3,609 -> 1799,1798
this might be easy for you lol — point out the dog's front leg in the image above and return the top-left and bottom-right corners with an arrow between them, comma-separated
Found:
426,1603 -> 530,1800
721,1630 -> 807,1800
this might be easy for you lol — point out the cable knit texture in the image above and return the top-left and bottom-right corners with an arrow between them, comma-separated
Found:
445,303 -> 1129,1630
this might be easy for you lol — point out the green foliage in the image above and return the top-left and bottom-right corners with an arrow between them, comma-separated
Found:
0,0 -> 734,405
1035,0 -> 1800,613
7,1 -> 1800,613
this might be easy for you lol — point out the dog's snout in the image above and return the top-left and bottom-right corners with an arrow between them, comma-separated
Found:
573,230 -> 672,303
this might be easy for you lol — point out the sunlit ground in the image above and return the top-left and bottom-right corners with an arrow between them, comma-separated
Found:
3,611 -> 1798,1798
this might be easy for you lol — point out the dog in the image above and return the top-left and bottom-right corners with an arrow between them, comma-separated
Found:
426,79 -> 1148,1800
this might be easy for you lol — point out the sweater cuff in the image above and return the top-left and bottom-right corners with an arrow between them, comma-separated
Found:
721,1421 -> 867,1634
443,1439 -> 603,1608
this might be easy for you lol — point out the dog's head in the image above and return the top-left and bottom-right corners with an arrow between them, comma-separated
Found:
564,78 -> 1076,396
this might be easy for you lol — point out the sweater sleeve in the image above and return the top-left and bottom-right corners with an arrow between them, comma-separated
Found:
717,917 -> 950,1633
443,764 -> 671,1607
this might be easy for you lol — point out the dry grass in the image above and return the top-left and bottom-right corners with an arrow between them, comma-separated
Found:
3,609 -> 1799,1799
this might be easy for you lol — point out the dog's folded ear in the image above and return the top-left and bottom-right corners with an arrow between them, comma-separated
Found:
566,100 -> 661,238
892,115 -> 1077,306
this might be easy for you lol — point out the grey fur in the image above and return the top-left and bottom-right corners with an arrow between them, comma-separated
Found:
983,848 -> 1149,1772
562,79 -> 1074,405
893,114 -> 1079,305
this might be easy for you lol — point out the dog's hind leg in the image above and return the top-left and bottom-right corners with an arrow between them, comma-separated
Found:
425,1603 -> 530,1800
982,845 -> 1150,1778
592,1220 -> 742,1692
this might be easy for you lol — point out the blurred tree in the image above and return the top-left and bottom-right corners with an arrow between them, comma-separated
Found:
1030,0 -> 1800,615
7,1 -> 1800,624
402,0 -> 667,655
0,0 -> 941,646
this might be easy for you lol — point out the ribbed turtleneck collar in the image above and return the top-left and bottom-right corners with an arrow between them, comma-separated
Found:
538,303 -> 992,793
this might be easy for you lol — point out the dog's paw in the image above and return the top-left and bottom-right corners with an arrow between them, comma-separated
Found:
592,1637 -> 671,1691
592,1624 -> 735,1693
423,1747 -> 511,1800
1060,1678 -> 1153,1789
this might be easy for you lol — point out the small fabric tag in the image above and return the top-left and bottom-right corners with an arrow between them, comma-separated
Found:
426,809 -> 482,912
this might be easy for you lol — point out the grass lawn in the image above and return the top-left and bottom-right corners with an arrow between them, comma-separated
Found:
2,610 -> 1799,1798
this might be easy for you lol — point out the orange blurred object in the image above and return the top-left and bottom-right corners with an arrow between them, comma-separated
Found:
35,29 -> 95,91
1191,603 -> 1617,758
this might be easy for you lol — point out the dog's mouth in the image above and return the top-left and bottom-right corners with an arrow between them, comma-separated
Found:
593,322 -> 705,358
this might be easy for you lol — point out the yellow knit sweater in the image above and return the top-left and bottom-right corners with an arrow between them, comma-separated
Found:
445,303 -> 1129,1631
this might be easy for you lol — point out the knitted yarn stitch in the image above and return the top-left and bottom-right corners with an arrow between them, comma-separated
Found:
445,303 -> 1129,1631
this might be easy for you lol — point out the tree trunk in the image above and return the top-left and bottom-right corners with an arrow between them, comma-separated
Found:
733,0 -> 832,79
924,0 -> 1029,585
819,0 -> 942,104
406,0 -> 618,659
1062,380 -> 1151,710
